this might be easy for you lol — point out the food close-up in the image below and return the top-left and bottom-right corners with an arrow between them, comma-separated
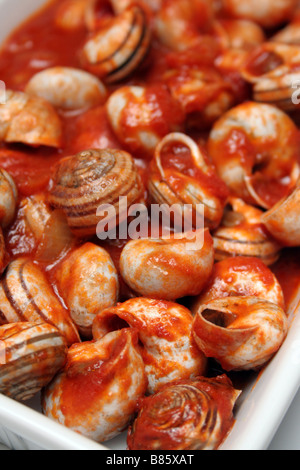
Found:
0,0 -> 299,452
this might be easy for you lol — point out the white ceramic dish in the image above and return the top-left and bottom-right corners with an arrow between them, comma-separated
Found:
0,0 -> 299,451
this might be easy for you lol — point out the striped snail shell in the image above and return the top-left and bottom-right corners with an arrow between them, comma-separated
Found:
241,42 -> 300,111
148,133 -> 229,230
0,257 -> 80,346
213,198 -> 281,265
48,149 -> 144,238
192,296 -> 288,371
81,4 -> 151,83
0,321 -> 68,401
0,169 -> 18,229
127,375 -> 241,450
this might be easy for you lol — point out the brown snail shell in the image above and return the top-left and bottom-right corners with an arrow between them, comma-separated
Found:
127,374 -> 241,450
213,198 -> 281,265
48,149 -> 144,238
81,4 -> 151,83
0,321 -> 68,401
0,257 -> 80,346
242,42 -> 300,111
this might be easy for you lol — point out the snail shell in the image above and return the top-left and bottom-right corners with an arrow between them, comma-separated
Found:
192,256 -> 285,312
148,133 -> 229,230
213,197 -> 281,265
0,169 -> 18,229
81,4 -> 151,83
0,258 -> 80,346
92,297 -> 207,394
0,90 -> 62,148
127,374 -> 241,450
242,43 -> 300,111
42,328 -> 147,443
25,67 -> 107,111
207,102 -> 300,210
0,321 -> 67,401
192,296 -> 288,371
48,149 -> 144,238
119,228 -> 215,301
261,180 -> 300,247
55,242 -> 119,338
106,85 -> 185,158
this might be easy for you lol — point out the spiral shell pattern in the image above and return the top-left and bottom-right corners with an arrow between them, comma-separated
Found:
0,258 -> 80,346
0,321 -> 67,401
213,198 -> 281,265
81,4 -> 151,83
48,149 -> 144,238
127,375 -> 241,450
192,296 -> 288,371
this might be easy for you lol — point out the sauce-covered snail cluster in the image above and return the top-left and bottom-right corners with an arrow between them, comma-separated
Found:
0,0 -> 299,451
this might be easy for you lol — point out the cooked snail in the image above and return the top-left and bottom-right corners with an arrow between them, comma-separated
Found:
42,328 -> 147,443
106,85 -> 185,158
148,132 -> 229,230
242,42 -> 300,111
48,149 -> 144,238
213,197 -> 281,265
25,67 -> 107,111
127,374 -> 241,450
261,180 -> 300,247
192,256 -> 285,312
119,229 -> 214,300
92,297 -> 207,394
0,321 -> 67,401
163,67 -> 235,130
55,242 -> 119,338
0,169 -> 18,229
0,258 -> 80,346
192,296 -> 288,371
0,90 -> 62,148
207,102 -> 300,210
154,0 -> 214,52
81,4 -> 151,83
